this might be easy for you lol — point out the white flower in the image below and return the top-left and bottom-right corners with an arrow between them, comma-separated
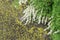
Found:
21,5 -> 37,25
19,0 -> 28,5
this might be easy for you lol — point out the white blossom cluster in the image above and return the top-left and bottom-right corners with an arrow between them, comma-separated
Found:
20,0 -> 60,35
20,5 -> 37,25
44,16 -> 60,35
19,0 -> 28,5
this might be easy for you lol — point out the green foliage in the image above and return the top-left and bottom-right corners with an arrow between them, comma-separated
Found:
12,0 -> 19,8
31,0 -> 53,18
51,0 -> 60,40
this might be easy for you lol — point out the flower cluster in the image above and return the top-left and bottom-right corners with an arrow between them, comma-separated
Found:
19,0 -> 28,5
20,5 -> 37,25
20,0 -> 60,36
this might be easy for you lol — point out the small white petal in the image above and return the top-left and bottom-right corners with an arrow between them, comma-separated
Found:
33,10 -> 38,21
44,17 -> 47,25
21,15 -> 27,22
42,16 -> 45,24
44,25 -> 50,31
49,16 -> 53,20
53,30 -> 60,34
38,15 -> 42,24
47,30 -> 53,35
48,20 -> 52,26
